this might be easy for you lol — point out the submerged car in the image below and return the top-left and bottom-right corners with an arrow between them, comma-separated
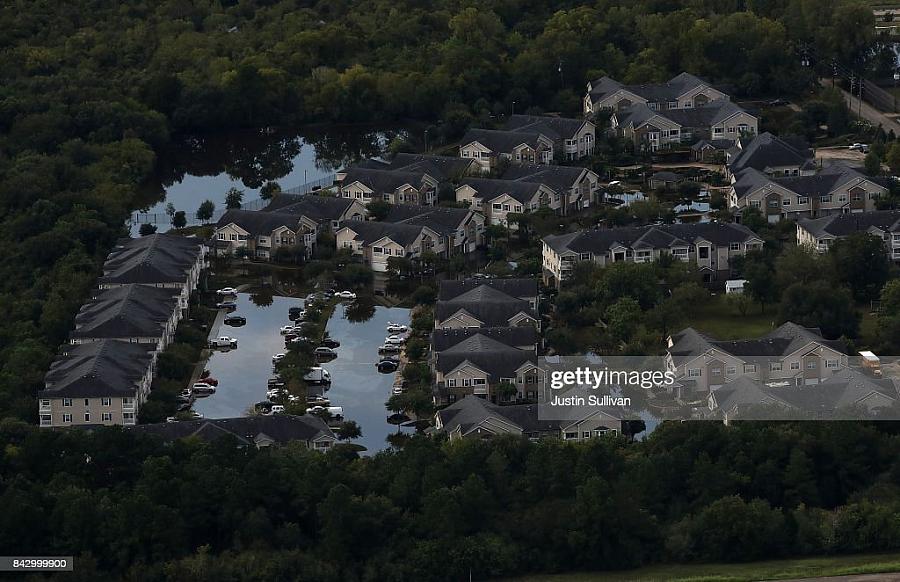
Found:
216,287 -> 238,296
376,359 -> 399,373
216,301 -> 237,310
386,322 -> 409,333
334,290 -> 357,300
223,315 -> 246,326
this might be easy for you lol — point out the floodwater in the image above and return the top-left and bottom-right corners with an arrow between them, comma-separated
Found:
131,126 -> 401,232
194,293 -> 411,453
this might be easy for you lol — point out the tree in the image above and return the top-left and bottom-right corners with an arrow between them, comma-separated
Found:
726,292 -> 752,316
225,187 -> 243,209
864,152 -> 882,176
196,200 -> 215,222
880,279 -> 900,316
744,258 -> 777,313
335,420 -> 362,440
259,181 -> 281,200
887,143 -> 900,174
367,200 -> 391,221
165,202 -> 176,219
138,223 -> 157,236
172,211 -> 187,229
778,281 -> 860,338
829,233 -> 889,302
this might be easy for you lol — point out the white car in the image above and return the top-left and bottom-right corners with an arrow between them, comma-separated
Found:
191,382 -> 216,395
272,353 -> 286,363
190,411 -> 204,420
166,416 -> 177,423
378,344 -> 402,354
209,336 -> 237,348
270,405 -> 285,415
392,385 -> 404,395
386,323 -> 409,333
314,346 -> 337,357
334,290 -> 357,300
279,325 -> 296,334
217,287 -> 238,296
267,389 -> 285,399
384,335 -> 406,346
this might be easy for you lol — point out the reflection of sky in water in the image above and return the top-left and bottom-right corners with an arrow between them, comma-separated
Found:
193,295 -> 410,453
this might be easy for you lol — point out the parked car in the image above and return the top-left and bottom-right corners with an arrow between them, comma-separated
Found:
314,346 -> 337,358
200,376 -> 219,386
334,290 -> 357,300
272,353 -> 286,363
216,301 -> 238,310
166,416 -> 177,423
386,322 -> 409,333
378,344 -> 402,355
377,359 -> 399,373
189,411 -> 204,420
288,307 -> 305,320
254,401 -> 274,413
217,287 -> 238,296
209,336 -> 237,348
384,335 -> 406,346
392,384 -> 405,395
267,377 -> 285,388
270,405 -> 285,415
849,142 -> 869,152
267,389 -> 286,400
307,395 -> 330,406
304,367 -> 331,386
320,338 -> 340,349
224,315 -> 246,326
179,388 -> 193,399
280,325 -> 297,334
177,402 -> 192,412
287,336 -> 311,346
191,383 -> 216,396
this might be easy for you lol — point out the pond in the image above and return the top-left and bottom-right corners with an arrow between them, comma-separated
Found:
193,293 -> 411,454
131,125 -> 403,233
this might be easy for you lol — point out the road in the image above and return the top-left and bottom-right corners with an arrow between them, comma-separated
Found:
821,78 -> 900,135
774,573 -> 900,582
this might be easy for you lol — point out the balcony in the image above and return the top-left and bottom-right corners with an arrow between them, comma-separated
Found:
473,385 -> 489,395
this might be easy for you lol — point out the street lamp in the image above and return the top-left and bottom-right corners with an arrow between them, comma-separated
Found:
511,101 -> 516,116
424,128 -> 429,153
558,59 -> 564,87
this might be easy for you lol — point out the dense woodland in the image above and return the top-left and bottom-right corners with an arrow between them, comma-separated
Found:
2,1 -> 900,577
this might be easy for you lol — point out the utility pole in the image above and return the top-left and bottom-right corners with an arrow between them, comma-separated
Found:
558,59 -> 564,88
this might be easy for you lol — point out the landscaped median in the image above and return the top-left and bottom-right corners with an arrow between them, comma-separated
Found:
505,552 -> 900,582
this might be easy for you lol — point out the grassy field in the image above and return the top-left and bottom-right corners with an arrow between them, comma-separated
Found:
507,552 -> 900,582
685,294 -> 776,340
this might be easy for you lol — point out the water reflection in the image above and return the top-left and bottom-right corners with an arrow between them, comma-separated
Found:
134,125 -> 402,223
193,293 -> 412,453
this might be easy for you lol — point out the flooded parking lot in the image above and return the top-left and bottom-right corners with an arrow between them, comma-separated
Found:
194,292 -> 410,453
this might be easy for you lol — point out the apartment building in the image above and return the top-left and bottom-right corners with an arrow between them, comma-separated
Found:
666,323 -> 849,402
541,222 -> 763,287
431,326 -> 541,354
455,178 -> 555,228
434,396 -> 621,441
347,153 -> 479,182
382,204 -> 485,254
501,164 -> 601,213
459,128 -> 555,172
39,340 -> 156,428
131,415 -> 337,450
797,209 -> 900,260
338,167 -> 439,205
98,234 -> 206,311
433,334 -> 542,404
70,284 -> 181,351
611,99 -> 757,151
725,132 -> 816,178
729,164 -> 886,221
584,72 -> 729,116
335,219 -> 442,272
434,284 -> 541,330
438,278 -> 540,311
503,114 -> 596,160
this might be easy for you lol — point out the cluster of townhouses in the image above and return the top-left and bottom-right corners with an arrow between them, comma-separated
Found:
797,209 -> 900,260
541,221 -> 763,287
725,133 -> 888,222
39,235 -> 207,428
583,72 -> 759,152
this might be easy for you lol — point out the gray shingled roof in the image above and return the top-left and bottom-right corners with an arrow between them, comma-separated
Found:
732,164 -> 870,201
71,285 -> 178,340
385,153 -> 476,181
431,326 -> 540,352
798,209 -> 900,239
342,167 -> 433,193
438,278 -> 538,302
543,222 -> 759,255
663,99 -> 749,127
503,114 -> 588,141
435,291 -> 538,327
262,193 -> 359,221
460,177 -> 547,204
130,414 -> 335,445
217,209 -> 302,236
589,72 -> 712,105
461,128 -> 547,152
435,334 -> 536,377
382,204 -> 473,236
41,340 -> 155,398
727,132 -> 814,174
501,164 -> 589,191
338,219 -> 425,247
100,234 -> 203,285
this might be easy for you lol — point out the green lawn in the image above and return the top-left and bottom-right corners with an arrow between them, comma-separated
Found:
507,552 -> 900,582
685,294 -> 776,340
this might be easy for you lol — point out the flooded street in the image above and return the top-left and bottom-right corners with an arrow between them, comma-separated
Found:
194,293 -> 411,453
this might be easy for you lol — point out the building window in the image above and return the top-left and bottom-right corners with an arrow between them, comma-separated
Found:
84,413 -> 91,423
492,203 -> 502,210
102,412 -> 112,422
743,364 -> 757,373
790,362 -> 800,370
472,378 -> 486,385
726,366 -> 736,375
771,362 -> 782,371
711,367 -> 721,375
821,195 -> 832,203
63,398 -> 72,407
63,414 -> 72,423
102,397 -> 110,406
807,360 -> 817,369
564,432 -> 578,440
729,242 -> 741,251
688,368 -> 701,377
84,399 -> 89,406
783,198 -> 791,206
750,200 -> 761,208
798,196 -> 808,205
447,379 -> 456,388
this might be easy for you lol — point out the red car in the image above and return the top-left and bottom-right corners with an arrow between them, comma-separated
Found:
201,376 -> 219,386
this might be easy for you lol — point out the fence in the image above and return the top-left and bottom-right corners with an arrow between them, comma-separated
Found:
282,173 -> 337,195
